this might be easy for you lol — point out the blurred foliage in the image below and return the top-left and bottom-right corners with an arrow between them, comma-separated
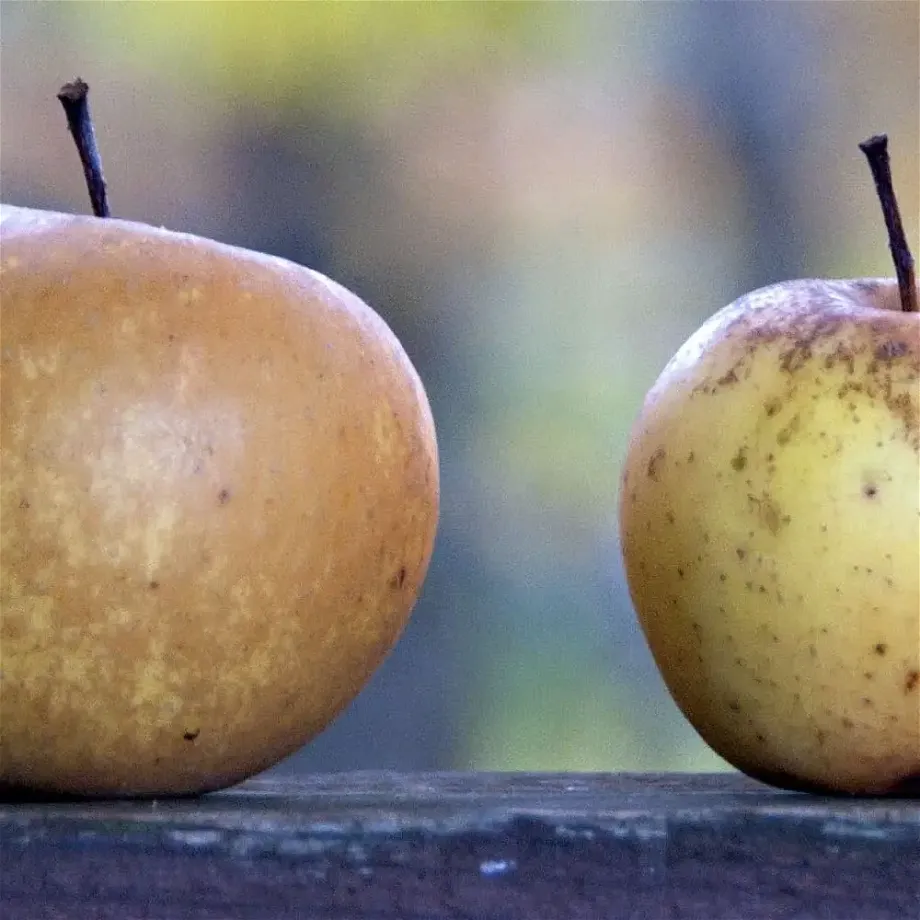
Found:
1,0 -> 916,776
60,1 -> 576,114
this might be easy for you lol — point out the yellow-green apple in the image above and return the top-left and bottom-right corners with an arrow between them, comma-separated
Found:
619,135 -> 919,795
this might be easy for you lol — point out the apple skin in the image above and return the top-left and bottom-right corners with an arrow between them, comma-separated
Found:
0,204 -> 439,797
619,278 -> 919,796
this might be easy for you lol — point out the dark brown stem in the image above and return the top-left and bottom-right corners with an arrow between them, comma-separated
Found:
859,134 -> 916,313
57,78 -> 110,218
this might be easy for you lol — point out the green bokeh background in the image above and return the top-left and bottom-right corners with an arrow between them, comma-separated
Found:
2,0 -> 917,776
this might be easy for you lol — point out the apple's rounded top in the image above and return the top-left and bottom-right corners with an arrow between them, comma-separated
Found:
0,202 -> 326,290
1,202 -> 172,243
643,276 -> 918,405
740,277 -> 910,316
1,203 -> 69,233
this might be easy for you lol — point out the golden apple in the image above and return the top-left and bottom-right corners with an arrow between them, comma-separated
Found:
620,274 -> 919,795
0,204 -> 439,796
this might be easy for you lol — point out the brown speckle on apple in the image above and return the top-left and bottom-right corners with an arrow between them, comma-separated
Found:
646,447 -> 666,480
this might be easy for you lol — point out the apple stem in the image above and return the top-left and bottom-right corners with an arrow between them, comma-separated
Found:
858,134 -> 917,313
57,78 -> 110,219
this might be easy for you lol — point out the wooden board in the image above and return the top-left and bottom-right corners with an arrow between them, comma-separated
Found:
2,772 -> 919,919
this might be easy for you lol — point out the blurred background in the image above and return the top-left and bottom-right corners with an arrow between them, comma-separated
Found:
1,1 -> 917,776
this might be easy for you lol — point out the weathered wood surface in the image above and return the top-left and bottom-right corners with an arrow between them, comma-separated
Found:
2,771 -> 919,919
